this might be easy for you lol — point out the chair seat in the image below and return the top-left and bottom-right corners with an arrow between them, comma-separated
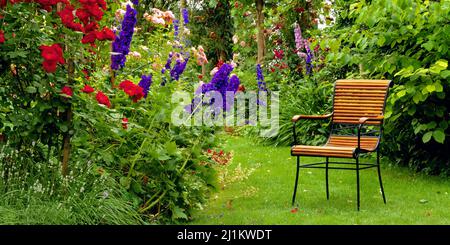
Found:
291,135 -> 379,158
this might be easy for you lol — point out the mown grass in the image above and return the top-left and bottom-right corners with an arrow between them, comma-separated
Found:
192,135 -> 450,225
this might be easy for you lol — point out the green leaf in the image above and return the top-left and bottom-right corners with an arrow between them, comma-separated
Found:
426,121 -> 437,129
430,59 -> 448,74
26,86 -> 37,93
434,82 -> 443,92
120,177 -> 131,189
395,66 -> 414,77
422,131 -> 432,143
425,84 -> 435,93
158,154 -> 171,161
165,141 -> 177,155
131,181 -> 143,194
433,129 -> 445,144
60,125 -> 68,132
208,0 -> 218,8
397,90 -> 406,98
377,35 -> 386,46
422,41 -> 434,51
440,70 -> 450,78
172,206 -> 188,220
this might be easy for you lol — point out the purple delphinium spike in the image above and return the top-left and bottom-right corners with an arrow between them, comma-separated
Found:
111,5 -> 138,70
182,8 -> 189,25
138,74 -> 152,98
256,64 -> 267,92
304,39 -> 314,75
161,52 -> 173,74
169,57 -> 189,81
185,64 -> 237,114
173,19 -> 179,39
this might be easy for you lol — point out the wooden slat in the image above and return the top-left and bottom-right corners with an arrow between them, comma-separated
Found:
335,101 -> 385,104
334,95 -> 384,101
326,135 -> 378,151
336,80 -> 390,85
335,85 -> 388,90
335,89 -> 386,94
334,106 -> 383,110
333,121 -> 382,125
335,93 -> 386,98
334,109 -> 382,113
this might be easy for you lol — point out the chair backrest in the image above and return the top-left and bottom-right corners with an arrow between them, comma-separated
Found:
332,80 -> 392,125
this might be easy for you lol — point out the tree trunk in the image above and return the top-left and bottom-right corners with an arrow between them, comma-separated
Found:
61,57 -> 74,176
256,0 -> 265,65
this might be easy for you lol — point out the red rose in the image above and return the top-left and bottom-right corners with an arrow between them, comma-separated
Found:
81,31 -> 98,44
40,44 -> 64,73
216,60 -> 224,68
97,27 -> 115,41
119,80 -> 144,102
40,44 -> 65,64
97,0 -> 107,10
84,22 -> 99,33
274,49 -> 284,60
295,7 -> 305,13
0,30 -> 5,44
75,8 -> 90,25
61,86 -> 73,97
237,84 -> 246,92
42,60 -> 57,73
81,84 -> 94,93
122,117 -> 128,129
82,69 -> 90,80
96,91 -> 111,108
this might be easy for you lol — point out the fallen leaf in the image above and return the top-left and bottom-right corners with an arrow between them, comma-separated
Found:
226,199 -> 233,209
291,207 -> 298,213
419,199 -> 429,204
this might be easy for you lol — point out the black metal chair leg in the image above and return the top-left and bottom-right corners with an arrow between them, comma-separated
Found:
292,156 -> 300,206
356,157 -> 360,211
377,150 -> 386,204
326,157 -> 329,200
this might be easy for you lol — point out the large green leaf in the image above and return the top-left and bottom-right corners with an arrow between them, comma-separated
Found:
422,131 -> 432,143
433,129 -> 445,144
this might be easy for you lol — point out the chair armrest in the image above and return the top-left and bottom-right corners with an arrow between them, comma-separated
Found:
292,113 -> 332,145
357,116 -> 384,151
358,115 -> 384,125
292,113 -> 333,122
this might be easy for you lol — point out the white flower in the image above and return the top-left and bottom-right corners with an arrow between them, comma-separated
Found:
233,53 -> 240,61
128,51 -> 141,58
232,35 -> 239,44
183,27 -> 190,35
121,1 -> 134,8
210,67 -> 219,76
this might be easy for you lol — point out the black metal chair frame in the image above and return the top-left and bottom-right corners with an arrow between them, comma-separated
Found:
291,81 -> 392,211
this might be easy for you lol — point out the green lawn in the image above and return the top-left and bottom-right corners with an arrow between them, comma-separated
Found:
192,135 -> 450,225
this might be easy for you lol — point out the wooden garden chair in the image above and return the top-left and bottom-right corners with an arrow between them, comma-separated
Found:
290,79 -> 393,210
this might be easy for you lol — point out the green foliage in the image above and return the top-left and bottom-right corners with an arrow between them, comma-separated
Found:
189,0 -> 234,66
1,2 -> 219,224
314,0 -> 450,175
256,77 -> 332,146
193,135 -> 450,225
